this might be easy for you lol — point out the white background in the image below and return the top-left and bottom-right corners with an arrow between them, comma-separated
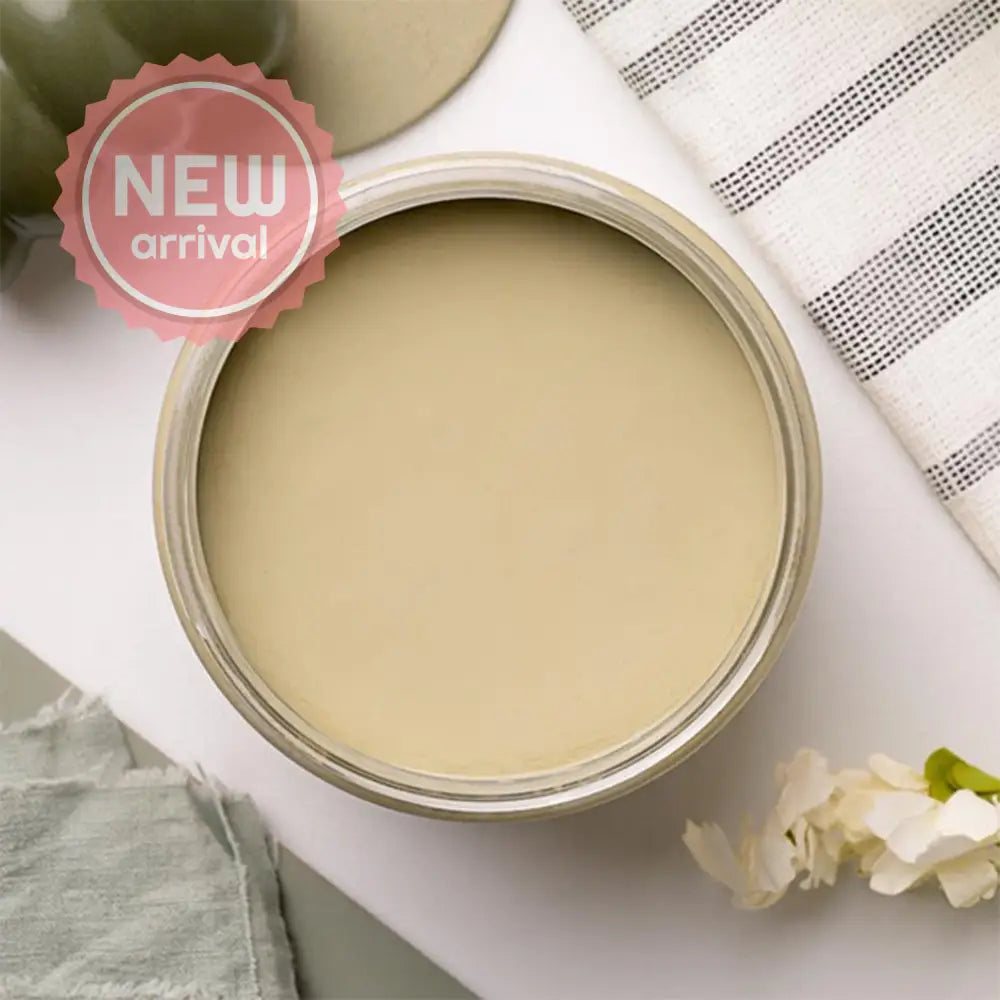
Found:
2,2 -> 999,997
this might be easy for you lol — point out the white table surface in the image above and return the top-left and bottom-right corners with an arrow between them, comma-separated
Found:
2,3 -> 999,998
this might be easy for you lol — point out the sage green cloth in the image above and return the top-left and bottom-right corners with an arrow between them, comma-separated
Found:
0,695 -> 298,999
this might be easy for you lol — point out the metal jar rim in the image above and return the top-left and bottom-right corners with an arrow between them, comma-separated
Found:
153,153 -> 822,820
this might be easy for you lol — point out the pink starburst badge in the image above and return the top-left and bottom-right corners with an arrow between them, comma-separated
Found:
55,55 -> 344,344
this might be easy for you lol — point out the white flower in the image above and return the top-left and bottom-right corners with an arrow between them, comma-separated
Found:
790,816 -> 841,889
869,753 -> 928,791
683,749 -> 840,906
683,748 -> 1000,909
682,817 -> 797,909
833,754 -> 928,845
737,817 -> 799,908
774,748 -> 837,830
866,789 -> 1000,907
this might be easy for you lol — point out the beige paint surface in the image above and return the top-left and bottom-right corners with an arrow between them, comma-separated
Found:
284,0 -> 513,155
198,201 -> 781,777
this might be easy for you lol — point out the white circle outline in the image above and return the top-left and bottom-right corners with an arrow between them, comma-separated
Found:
81,81 -> 319,319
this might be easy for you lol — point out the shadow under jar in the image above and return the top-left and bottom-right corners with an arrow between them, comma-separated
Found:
154,154 -> 821,820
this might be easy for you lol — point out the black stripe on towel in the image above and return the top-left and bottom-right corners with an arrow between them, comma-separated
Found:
619,0 -> 784,99
563,0 -> 632,32
711,0 -> 1000,214
805,165 -> 1000,383
926,418 -> 1000,502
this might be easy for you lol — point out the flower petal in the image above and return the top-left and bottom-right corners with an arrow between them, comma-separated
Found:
886,810 -> 941,865
789,816 -> 810,870
821,825 -> 848,862
868,753 -> 927,791
864,791 -> 935,840
806,797 -> 839,831
682,821 -> 748,894
734,888 -> 789,910
936,851 -> 1000,908
747,819 -> 799,894
835,768 -> 878,793
773,760 -> 788,787
774,749 -> 837,831
869,852 -> 927,896
913,834 -> 989,868
810,849 -> 840,889
799,826 -> 840,889
858,841 -> 885,875
836,790 -> 880,843
936,788 -> 1000,842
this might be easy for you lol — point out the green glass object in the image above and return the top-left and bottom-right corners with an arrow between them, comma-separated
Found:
0,0 -> 294,288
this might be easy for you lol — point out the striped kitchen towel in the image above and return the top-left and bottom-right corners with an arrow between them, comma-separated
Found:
563,0 -> 1000,575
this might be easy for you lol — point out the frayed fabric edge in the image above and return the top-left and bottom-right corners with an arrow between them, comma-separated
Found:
0,688 -> 105,735
207,782 -> 262,1000
0,765 -> 192,795
0,975 -> 223,998
0,749 -> 121,787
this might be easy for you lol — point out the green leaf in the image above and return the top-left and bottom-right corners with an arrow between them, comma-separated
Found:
924,747 -> 963,801
949,761 -> 1000,795
924,747 -> 1000,801
926,777 -> 951,803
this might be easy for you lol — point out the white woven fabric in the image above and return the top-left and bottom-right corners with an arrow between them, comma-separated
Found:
563,0 -> 1000,574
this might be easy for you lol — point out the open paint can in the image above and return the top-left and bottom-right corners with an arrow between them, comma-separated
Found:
154,154 -> 821,819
